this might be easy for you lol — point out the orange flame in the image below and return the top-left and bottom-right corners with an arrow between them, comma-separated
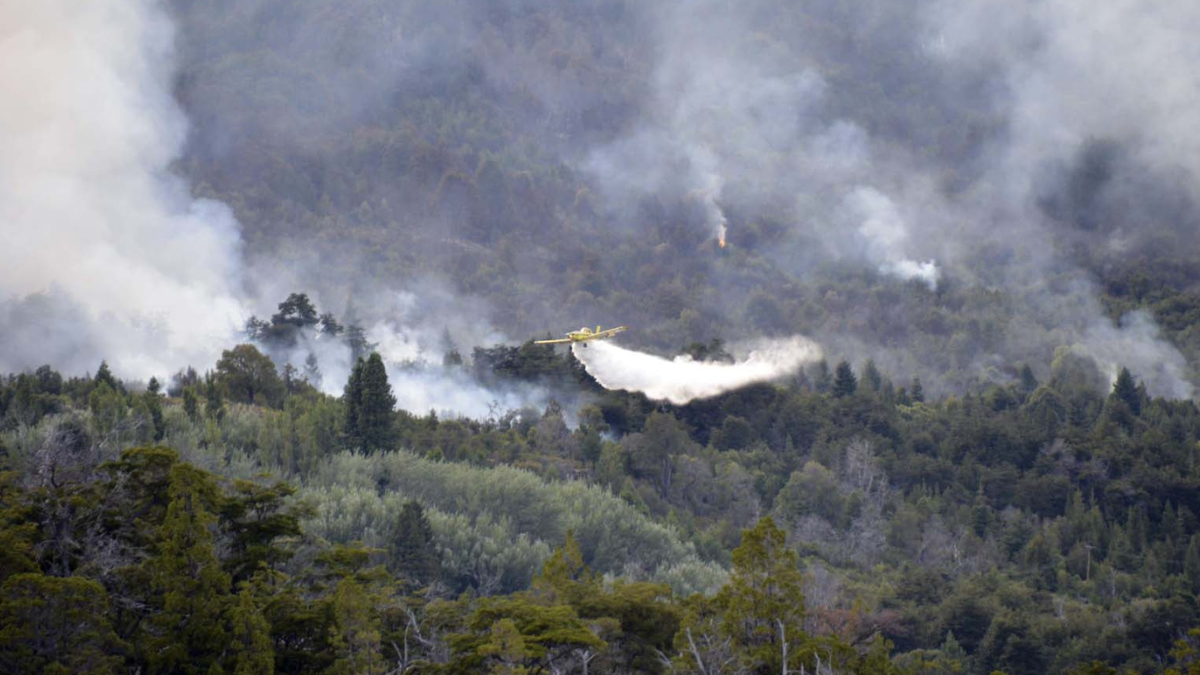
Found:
718,225 -> 727,248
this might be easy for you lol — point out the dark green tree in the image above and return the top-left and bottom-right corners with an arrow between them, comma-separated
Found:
0,573 -> 124,675
94,360 -> 120,392
629,412 -> 695,498
272,293 -> 319,327
227,583 -> 274,675
833,360 -> 858,398
911,377 -> 925,403
146,464 -> 232,675
1111,366 -> 1141,416
390,501 -> 440,586
344,354 -> 397,453
319,312 -> 344,337
1019,365 -> 1039,395
862,359 -> 883,393
713,415 -> 755,451
204,374 -> 225,422
142,388 -> 165,441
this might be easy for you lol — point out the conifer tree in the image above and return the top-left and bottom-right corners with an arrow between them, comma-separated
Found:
832,361 -> 857,398
95,360 -> 120,392
390,501 -> 440,586
1111,367 -> 1141,416
910,377 -> 925,403
357,353 -> 397,454
204,374 -> 225,422
716,516 -> 806,673
228,584 -> 274,675
1185,535 -> 1200,593
327,578 -> 385,675
345,325 -> 373,364
146,465 -> 232,675
862,359 -> 883,393
1019,364 -> 1038,395
533,530 -> 590,603
343,358 -> 363,446
143,389 -> 165,441
183,387 -> 200,422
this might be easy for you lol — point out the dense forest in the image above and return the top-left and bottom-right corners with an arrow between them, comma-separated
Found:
164,0 -> 1200,399
4,328 -> 1200,673
5,0 -> 1200,672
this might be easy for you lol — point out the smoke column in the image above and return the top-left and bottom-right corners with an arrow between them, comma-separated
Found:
0,0 -> 246,378
573,337 -> 822,405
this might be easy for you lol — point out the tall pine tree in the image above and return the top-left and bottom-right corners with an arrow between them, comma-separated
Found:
1111,367 -> 1141,416
389,501 -> 439,586
344,353 -> 397,454
832,361 -> 857,398
146,465 -> 232,675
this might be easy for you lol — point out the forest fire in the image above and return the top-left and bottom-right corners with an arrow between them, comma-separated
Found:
718,225 -> 727,248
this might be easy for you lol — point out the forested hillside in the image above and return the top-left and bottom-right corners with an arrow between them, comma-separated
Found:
165,0 -> 1200,398
4,0 -> 1200,672
4,344 -> 1200,673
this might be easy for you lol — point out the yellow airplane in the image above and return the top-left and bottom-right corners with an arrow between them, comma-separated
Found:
534,325 -> 627,347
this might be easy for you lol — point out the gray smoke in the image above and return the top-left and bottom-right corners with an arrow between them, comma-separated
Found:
573,337 -> 822,405
7,0 -> 1198,406
0,2 -> 557,417
0,0 -> 247,377
579,0 -> 1197,397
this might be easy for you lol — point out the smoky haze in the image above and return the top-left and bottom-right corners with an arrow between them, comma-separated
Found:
2,0 -> 1199,403
0,0 -> 247,377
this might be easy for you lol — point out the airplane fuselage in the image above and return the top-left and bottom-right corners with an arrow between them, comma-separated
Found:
533,325 -> 627,346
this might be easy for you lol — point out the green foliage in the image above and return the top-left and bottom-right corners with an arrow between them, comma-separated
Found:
228,584 -> 274,675
834,360 -> 858,398
0,573 -> 124,674
327,578 -> 385,675
716,516 -> 805,673
147,464 -> 233,675
215,344 -> 285,408
1111,368 -> 1141,416
450,596 -> 604,673
301,450 -> 724,595
390,500 -> 440,586
5,343 -> 1200,675
343,353 -> 397,454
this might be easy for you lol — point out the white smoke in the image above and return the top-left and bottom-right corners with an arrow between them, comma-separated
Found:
847,187 -> 940,289
927,0 -> 1200,185
0,2 -> 552,420
1083,310 -> 1194,400
921,0 -> 1199,397
368,322 -> 554,419
573,337 -> 822,405
0,0 -> 246,378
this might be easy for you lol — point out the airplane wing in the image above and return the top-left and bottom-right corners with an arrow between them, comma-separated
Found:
534,338 -> 573,345
593,326 -> 627,338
